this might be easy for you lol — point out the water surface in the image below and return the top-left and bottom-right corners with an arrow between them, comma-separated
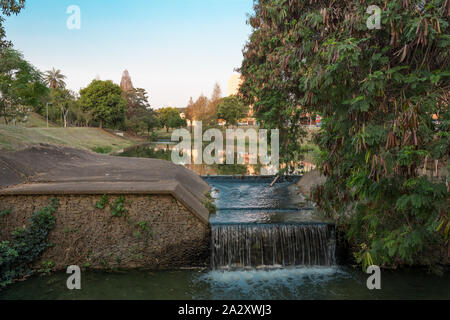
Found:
1,267 -> 449,300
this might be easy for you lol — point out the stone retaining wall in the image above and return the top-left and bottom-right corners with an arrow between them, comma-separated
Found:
0,194 -> 210,271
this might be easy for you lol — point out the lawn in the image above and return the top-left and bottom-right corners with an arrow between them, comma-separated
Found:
0,125 -> 139,153
0,112 -> 58,128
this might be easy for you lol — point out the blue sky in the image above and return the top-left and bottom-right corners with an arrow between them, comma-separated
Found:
4,0 -> 254,108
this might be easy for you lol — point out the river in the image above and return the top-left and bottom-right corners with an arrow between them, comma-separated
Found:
1,144 -> 448,300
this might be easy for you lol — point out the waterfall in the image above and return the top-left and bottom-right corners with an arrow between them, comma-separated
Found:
212,223 -> 336,270
206,176 -> 337,271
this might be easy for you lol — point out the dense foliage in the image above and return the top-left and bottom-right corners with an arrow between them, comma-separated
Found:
79,80 -> 127,129
240,0 -> 449,270
47,88 -> 77,127
123,88 -> 159,136
158,107 -> 186,132
0,198 -> 58,288
0,48 -> 48,124
217,95 -> 250,127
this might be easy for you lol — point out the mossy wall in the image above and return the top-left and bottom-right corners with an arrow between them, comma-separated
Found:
0,194 -> 210,271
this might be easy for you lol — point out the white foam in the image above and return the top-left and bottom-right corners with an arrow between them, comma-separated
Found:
196,267 -> 351,300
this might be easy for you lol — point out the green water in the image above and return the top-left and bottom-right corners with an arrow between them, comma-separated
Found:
1,267 -> 449,300
116,143 -> 314,176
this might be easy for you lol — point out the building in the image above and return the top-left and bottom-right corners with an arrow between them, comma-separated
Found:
120,70 -> 134,93
228,74 -> 243,96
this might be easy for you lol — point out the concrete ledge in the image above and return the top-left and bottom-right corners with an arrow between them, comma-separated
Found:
0,145 -> 211,225
0,181 -> 210,225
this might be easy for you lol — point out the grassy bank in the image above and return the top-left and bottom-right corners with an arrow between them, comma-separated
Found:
0,125 -> 140,153
0,112 -> 58,128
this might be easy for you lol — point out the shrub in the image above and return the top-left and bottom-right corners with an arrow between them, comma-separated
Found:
0,198 -> 59,288
111,196 -> 128,217
92,146 -> 113,154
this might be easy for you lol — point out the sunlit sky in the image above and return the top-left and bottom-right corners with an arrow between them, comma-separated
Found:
4,0 -> 254,108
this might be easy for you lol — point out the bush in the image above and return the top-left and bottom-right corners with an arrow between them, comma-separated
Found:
0,198 -> 59,288
92,146 -> 113,154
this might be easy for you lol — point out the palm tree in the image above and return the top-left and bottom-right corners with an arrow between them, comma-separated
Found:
45,68 -> 66,89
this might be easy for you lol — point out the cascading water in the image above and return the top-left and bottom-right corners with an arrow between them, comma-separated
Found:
204,176 -> 336,270
212,223 -> 335,269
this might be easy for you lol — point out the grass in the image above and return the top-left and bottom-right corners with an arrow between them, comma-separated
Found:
0,124 -> 139,153
0,112 -> 58,128
300,143 -> 321,165
153,128 -> 176,140
0,112 -> 321,162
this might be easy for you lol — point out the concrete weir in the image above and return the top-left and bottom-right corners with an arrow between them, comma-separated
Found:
0,145 -> 211,270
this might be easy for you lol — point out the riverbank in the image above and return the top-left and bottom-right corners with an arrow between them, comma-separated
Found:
0,145 -> 211,284
0,124 -> 143,154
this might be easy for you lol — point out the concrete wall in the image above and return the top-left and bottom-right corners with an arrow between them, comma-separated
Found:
0,194 -> 210,271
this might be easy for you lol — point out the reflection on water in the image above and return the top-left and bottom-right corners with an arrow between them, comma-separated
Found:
117,143 -> 316,176
2,267 -> 450,300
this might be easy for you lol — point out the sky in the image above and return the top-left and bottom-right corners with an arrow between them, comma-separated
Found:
3,0 -> 254,108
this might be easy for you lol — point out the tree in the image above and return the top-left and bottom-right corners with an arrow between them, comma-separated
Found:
70,99 -> 92,127
205,82 -> 222,126
210,82 -> 222,102
138,107 -> 160,137
48,88 -> 75,127
191,94 -> 209,122
185,83 -> 223,126
240,0 -> 449,269
45,68 -> 66,89
185,96 -> 195,131
122,87 -> 157,135
217,95 -> 249,127
0,48 -> 48,124
123,87 -> 150,119
0,0 -> 25,49
79,80 -> 126,129
158,107 -> 186,132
